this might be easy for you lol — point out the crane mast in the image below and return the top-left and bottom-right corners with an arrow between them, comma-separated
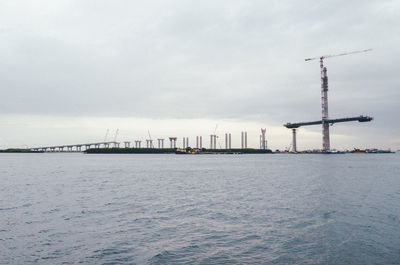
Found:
320,58 -> 330,150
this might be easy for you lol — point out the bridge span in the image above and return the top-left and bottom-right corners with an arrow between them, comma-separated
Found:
30,141 -> 120,152
284,115 -> 373,152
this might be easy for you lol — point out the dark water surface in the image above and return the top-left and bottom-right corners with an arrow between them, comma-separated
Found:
1,153 -> 399,264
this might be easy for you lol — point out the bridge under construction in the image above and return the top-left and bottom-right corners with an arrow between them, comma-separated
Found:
284,49 -> 373,152
284,116 -> 373,152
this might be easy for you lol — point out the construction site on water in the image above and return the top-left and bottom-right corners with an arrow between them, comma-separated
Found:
283,48 -> 377,154
3,49 -> 395,154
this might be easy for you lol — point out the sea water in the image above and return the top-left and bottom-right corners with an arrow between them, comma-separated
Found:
1,153 -> 399,264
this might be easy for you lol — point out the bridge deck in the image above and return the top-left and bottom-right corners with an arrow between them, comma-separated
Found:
284,115 -> 373,129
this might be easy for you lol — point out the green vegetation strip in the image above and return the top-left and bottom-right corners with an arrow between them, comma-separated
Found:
0,149 -> 44,153
85,148 -> 177,154
85,148 -> 272,154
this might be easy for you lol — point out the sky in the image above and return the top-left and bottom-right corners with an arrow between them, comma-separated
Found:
0,0 -> 399,150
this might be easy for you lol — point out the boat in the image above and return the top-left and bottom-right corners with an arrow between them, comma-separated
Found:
351,149 -> 366,154
175,148 -> 198,154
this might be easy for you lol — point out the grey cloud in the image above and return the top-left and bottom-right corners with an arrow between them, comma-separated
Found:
0,0 -> 399,132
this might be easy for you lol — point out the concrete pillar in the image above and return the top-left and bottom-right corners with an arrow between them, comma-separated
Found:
169,137 -> 177,148
292,129 -> 297,152
200,136 -> 202,149
261,128 -> 266,149
124,141 -> 131,148
157,139 -> 164,148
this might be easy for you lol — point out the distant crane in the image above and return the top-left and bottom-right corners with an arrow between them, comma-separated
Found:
304,48 -> 372,151
103,129 -> 109,142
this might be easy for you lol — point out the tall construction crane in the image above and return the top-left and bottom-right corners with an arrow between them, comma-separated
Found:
304,48 -> 372,151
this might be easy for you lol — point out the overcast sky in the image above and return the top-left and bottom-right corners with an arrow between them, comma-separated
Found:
0,0 -> 399,150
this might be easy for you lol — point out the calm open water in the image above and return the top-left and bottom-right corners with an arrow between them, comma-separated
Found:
1,153 -> 399,264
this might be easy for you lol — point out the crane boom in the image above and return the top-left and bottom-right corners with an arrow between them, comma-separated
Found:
305,48 -> 372,61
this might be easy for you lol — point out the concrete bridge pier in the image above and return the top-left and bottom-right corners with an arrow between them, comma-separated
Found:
292,129 -> 297,153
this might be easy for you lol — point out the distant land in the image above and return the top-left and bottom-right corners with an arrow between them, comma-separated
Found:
0,149 -> 44,153
85,148 -> 273,154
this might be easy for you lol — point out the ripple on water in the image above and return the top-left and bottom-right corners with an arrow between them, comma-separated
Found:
1,154 -> 400,264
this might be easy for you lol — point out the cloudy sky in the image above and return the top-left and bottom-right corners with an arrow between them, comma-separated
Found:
0,0 -> 399,150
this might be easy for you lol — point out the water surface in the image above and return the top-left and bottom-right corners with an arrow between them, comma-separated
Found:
1,153 -> 399,264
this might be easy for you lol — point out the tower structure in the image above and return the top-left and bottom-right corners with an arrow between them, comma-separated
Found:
196,136 -> 203,149
320,61 -> 330,150
225,133 -> 231,149
260,128 -> 267,150
241,131 -> 247,149
305,48 -> 372,151
210,135 -> 217,149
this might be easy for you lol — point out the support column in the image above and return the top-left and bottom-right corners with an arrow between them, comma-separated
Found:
261,128 -> 266,150
242,132 -> 247,149
292,128 -> 297,153
321,60 -> 330,151
169,137 -> 177,148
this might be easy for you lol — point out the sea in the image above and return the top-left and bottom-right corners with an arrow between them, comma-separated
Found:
1,153 -> 399,264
